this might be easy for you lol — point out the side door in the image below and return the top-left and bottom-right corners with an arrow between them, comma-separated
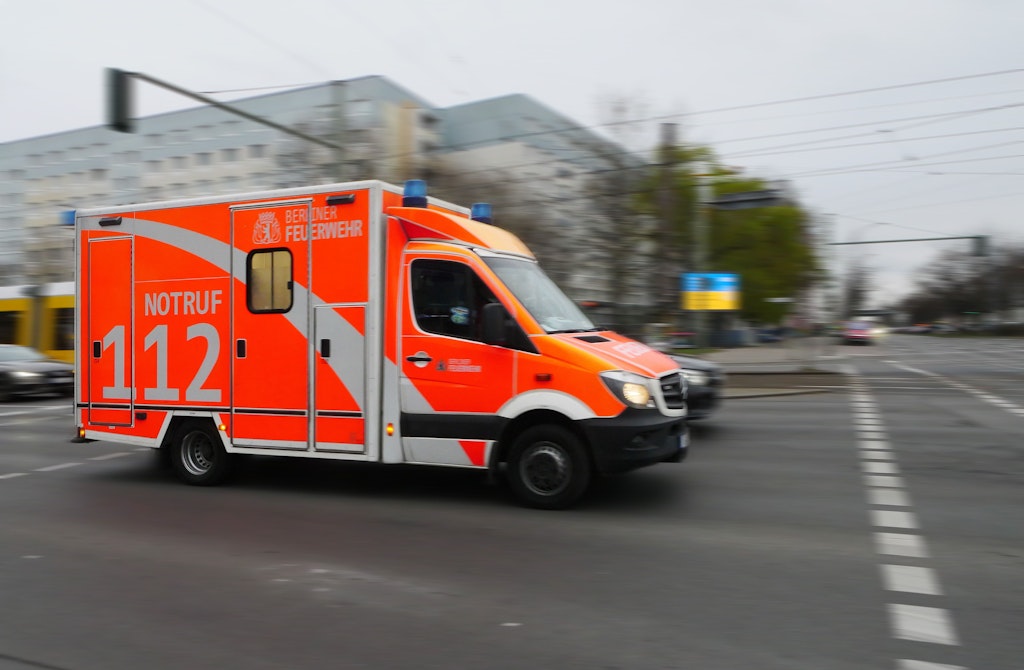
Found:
312,304 -> 366,453
230,200 -> 311,449
86,235 -> 134,427
399,255 -> 515,468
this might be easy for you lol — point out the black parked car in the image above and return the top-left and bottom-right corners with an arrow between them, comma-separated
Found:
671,354 -> 724,420
0,345 -> 74,401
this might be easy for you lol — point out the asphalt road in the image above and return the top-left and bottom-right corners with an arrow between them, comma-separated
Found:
0,334 -> 1020,670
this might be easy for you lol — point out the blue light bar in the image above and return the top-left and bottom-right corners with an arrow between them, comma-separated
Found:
470,203 -> 492,224
61,209 -> 76,226
403,179 -> 428,207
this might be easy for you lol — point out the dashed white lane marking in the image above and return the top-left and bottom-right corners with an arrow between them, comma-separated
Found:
862,461 -> 900,475
862,450 -> 896,461
3,451 -> 143,479
89,452 -> 135,461
871,509 -> 919,529
865,474 -> 905,488
34,462 -> 83,472
875,532 -> 930,558
868,488 -> 911,507
898,660 -> 967,669
852,375 -> 966,668
887,361 -> 1024,418
881,564 -> 943,595
888,604 -> 960,645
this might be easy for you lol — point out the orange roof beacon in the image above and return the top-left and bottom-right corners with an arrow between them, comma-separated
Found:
73,180 -> 688,508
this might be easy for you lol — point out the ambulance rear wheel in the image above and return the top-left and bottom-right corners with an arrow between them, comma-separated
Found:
507,425 -> 591,510
171,421 -> 231,486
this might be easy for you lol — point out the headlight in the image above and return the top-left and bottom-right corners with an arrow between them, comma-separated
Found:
600,370 -> 654,409
679,369 -> 708,386
12,371 -> 41,378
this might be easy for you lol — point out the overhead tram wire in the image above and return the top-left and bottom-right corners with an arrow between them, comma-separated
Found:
89,66 -> 1024,216
205,67 -> 1024,172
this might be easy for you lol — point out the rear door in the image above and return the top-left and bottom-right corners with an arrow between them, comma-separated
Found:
86,235 -> 134,426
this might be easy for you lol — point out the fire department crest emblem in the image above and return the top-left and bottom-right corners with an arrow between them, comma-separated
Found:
252,211 -> 281,245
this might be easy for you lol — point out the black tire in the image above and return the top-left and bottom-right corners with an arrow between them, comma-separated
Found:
170,420 -> 231,486
507,425 -> 591,510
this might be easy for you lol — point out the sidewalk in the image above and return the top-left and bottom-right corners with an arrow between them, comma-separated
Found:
697,337 -> 848,399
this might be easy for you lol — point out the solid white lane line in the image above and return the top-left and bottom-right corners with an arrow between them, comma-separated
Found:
859,439 -> 891,450
863,461 -> 900,475
872,509 -> 919,529
881,565 -> 943,595
0,472 -> 29,479
888,604 -> 959,645
868,489 -> 911,507
34,462 -> 83,472
875,532 -> 929,558
88,452 -> 135,461
865,475 -> 906,488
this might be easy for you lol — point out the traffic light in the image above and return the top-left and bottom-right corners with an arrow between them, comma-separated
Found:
972,235 -> 989,257
106,68 -> 134,133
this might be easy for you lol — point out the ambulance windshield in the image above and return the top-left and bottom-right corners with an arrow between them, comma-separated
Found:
483,256 -> 598,334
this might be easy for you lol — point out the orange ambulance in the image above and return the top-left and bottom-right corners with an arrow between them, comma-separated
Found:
74,180 -> 688,508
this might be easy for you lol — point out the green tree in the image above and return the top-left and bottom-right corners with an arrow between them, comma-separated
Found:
633,145 -> 821,324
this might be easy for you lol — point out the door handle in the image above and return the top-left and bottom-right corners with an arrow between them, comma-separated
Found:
320,338 -> 331,358
406,354 -> 432,363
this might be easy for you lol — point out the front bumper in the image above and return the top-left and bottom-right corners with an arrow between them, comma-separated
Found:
580,410 -> 688,475
685,384 -> 721,419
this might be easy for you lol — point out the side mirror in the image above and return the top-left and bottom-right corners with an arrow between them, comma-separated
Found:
482,302 -> 509,346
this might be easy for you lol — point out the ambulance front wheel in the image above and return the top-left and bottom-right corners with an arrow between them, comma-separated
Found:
171,420 -> 231,486
507,425 -> 591,510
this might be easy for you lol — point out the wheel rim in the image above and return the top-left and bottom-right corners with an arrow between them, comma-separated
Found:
519,442 -> 571,497
181,431 -> 215,476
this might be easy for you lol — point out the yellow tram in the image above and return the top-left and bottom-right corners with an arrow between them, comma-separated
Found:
0,282 -> 75,363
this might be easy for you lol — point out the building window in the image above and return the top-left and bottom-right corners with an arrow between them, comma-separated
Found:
247,248 -> 293,313
249,144 -> 267,159
196,152 -> 212,166
222,148 -> 238,162
146,160 -> 161,172
172,156 -> 188,169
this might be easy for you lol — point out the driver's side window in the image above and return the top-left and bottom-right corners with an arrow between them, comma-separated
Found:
410,259 -> 497,342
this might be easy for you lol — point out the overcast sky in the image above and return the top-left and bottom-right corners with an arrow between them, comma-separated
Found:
3,0 -> 1023,306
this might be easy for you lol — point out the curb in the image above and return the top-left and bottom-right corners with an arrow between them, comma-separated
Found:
724,387 -> 835,399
